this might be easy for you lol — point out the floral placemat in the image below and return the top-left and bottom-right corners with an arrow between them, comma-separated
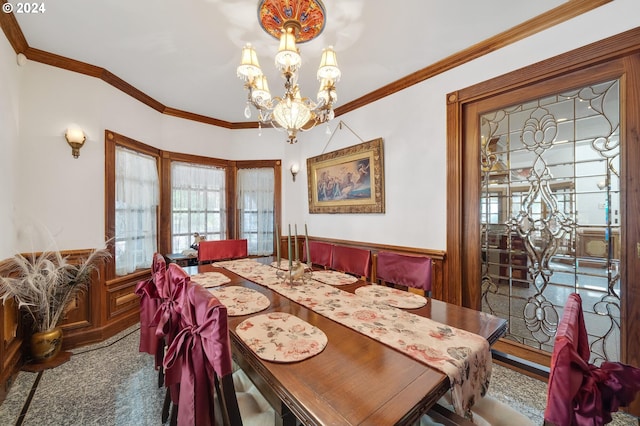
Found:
213,258 -> 261,276
208,286 -> 270,316
190,272 -> 231,288
236,312 -> 327,362
312,270 -> 359,286
355,284 -> 427,309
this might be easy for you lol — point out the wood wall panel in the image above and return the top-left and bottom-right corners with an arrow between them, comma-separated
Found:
0,249 -> 145,403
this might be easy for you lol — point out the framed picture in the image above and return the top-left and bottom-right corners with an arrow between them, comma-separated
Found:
307,138 -> 385,214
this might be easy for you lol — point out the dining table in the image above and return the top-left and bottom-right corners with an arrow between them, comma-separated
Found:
186,257 -> 507,426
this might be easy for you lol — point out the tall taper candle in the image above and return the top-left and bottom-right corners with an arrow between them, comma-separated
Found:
288,224 -> 292,270
305,224 -> 310,266
294,224 -> 299,261
275,223 -> 281,267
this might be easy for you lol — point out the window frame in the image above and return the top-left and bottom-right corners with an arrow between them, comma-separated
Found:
159,151 -> 234,256
106,133 -> 282,279
105,130 -> 162,281
235,160 -> 282,255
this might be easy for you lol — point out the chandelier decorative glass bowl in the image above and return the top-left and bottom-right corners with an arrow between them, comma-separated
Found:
237,0 -> 340,144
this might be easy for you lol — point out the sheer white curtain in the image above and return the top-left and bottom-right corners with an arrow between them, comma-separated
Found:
115,146 -> 159,275
171,162 -> 226,251
237,168 -> 275,255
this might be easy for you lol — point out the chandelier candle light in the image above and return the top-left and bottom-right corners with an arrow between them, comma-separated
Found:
237,0 -> 340,144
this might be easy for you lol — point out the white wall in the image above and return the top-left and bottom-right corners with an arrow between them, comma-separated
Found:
0,36 -> 20,259
4,0 -> 639,255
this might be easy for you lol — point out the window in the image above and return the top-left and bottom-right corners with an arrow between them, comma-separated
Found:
106,131 -> 281,278
171,162 -> 226,252
114,146 -> 159,276
237,168 -> 275,256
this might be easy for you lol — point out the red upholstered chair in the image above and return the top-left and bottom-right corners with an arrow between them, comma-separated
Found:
544,293 -> 640,426
163,283 -> 274,425
302,241 -> 333,269
330,245 -> 371,279
198,239 -> 248,264
375,251 -> 432,296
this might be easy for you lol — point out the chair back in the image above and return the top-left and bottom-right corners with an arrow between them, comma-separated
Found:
163,283 -> 241,426
375,251 -> 432,293
544,293 -> 640,425
198,239 -> 248,264
135,253 -> 166,356
154,263 -> 190,391
303,241 -> 333,268
330,245 -> 371,278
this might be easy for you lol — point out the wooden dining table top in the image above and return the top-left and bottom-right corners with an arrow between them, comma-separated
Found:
189,259 -> 507,426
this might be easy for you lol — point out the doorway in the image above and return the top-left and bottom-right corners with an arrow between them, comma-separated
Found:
445,28 -> 640,413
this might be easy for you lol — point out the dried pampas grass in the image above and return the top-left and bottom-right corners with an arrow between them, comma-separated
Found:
0,248 -> 111,332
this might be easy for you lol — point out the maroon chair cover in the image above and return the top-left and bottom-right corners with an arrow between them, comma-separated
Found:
135,253 -> 166,357
198,239 -> 248,263
376,251 -> 432,293
544,293 -> 640,426
302,241 -> 333,268
163,283 -> 238,426
330,245 -> 371,278
154,263 -> 190,395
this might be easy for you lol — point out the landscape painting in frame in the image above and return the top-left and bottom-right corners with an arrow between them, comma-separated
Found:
307,138 -> 385,214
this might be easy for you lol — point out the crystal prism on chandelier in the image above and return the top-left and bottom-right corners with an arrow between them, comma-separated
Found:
236,0 -> 340,144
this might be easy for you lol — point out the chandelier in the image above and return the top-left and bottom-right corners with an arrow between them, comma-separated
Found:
236,0 -> 340,144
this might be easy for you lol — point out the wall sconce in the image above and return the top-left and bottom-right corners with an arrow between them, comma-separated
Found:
65,126 -> 86,159
290,163 -> 300,182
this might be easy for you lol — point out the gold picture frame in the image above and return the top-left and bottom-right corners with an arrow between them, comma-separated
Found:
307,138 -> 385,214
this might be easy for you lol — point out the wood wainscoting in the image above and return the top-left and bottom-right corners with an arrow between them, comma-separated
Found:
0,249 -> 145,403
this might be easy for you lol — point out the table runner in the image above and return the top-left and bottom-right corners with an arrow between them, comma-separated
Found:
215,259 -> 491,417
236,312 -> 328,362
355,284 -> 428,309
208,286 -> 270,316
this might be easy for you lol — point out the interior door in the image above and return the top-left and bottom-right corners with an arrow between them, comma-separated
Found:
446,32 -> 640,415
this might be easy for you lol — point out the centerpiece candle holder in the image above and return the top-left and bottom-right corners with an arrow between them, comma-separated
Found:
275,223 -> 313,286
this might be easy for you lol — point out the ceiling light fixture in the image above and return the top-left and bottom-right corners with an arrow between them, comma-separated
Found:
237,0 -> 340,144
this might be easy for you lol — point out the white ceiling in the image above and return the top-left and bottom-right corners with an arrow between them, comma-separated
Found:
14,0 -> 567,124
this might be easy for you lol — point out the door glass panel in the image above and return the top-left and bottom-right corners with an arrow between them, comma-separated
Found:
480,79 -> 621,363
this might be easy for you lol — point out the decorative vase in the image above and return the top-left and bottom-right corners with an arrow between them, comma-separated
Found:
30,327 -> 63,362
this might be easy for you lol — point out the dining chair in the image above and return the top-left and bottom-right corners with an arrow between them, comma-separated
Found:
375,251 -> 432,296
330,245 -> 371,279
154,262 -> 190,424
135,253 -> 166,359
163,281 -> 274,425
198,239 -> 249,264
544,293 -> 640,426
302,241 -> 333,269
424,391 -> 534,426
135,252 -> 169,388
